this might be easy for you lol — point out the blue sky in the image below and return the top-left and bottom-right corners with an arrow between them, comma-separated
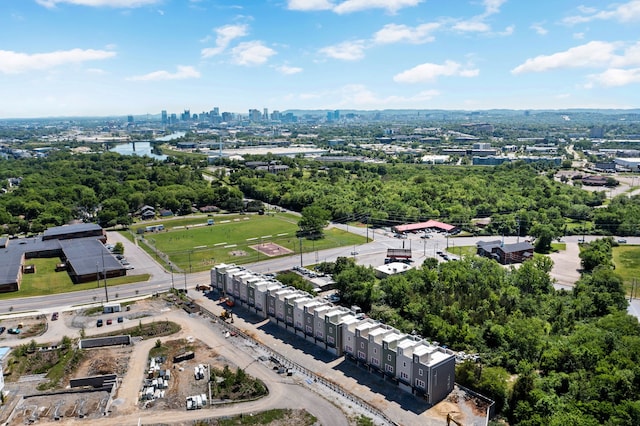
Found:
1,0 -> 639,118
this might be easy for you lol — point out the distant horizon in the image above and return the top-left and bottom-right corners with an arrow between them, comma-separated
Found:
2,107 -> 640,122
2,1 -> 639,118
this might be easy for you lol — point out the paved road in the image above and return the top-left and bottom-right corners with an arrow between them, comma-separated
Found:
3,228 -> 640,319
26,307 -> 351,426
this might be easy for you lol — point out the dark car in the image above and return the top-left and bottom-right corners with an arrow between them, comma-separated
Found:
0,326 -> 5,334
96,319 -> 103,327
51,312 -> 59,321
117,316 -> 124,323
106,319 -> 113,325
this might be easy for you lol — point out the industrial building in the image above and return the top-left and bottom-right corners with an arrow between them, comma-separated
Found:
211,264 -> 456,405
0,224 -> 125,292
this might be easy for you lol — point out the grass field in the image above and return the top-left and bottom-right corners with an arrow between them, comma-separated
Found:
613,245 -> 640,293
132,213 -> 367,272
0,257 -> 150,300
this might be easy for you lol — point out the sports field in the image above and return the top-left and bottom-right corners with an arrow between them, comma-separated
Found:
612,245 -> 640,294
133,213 -> 366,272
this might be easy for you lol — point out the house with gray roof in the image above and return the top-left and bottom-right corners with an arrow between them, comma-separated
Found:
476,240 -> 534,264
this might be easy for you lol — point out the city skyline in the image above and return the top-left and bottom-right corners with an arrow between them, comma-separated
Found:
1,0 -> 639,118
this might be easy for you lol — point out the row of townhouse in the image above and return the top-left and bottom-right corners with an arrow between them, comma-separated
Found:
211,264 -> 456,405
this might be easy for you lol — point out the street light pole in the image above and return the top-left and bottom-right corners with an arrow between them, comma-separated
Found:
170,264 -> 174,289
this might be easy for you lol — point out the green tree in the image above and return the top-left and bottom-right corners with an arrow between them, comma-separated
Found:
112,242 -> 125,255
298,205 -> 331,239
530,223 -> 559,253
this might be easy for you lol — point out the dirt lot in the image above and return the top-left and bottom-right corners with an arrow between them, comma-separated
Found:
138,338 -> 225,411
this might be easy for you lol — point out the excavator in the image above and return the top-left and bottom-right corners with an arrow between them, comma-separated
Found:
219,309 -> 234,323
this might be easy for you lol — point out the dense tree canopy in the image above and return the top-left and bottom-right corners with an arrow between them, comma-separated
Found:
326,238 -> 637,424
0,152 -> 233,231
236,160 -> 603,235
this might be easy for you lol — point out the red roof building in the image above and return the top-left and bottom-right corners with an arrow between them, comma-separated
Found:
393,220 -> 457,234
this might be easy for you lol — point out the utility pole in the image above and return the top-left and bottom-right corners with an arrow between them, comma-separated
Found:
170,264 -> 174,289
299,237 -> 303,267
184,272 -> 187,293
516,216 -> 520,244
101,249 -> 109,303
366,216 -> 369,243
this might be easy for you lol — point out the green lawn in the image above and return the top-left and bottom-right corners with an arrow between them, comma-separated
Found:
446,245 -> 477,258
1,257 -> 150,300
613,245 -> 640,293
133,213 -> 366,272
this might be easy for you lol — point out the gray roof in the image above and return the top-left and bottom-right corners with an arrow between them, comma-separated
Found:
0,227 -> 123,287
499,241 -> 534,253
60,238 -> 124,276
477,240 -> 533,253
0,237 -> 63,285
43,223 -> 102,238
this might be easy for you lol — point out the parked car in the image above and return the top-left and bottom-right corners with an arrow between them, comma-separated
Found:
117,316 -> 124,323
0,326 -> 5,334
618,239 -> 627,244
96,319 -> 103,327
106,319 -> 113,325
8,328 -> 20,334
51,312 -> 59,321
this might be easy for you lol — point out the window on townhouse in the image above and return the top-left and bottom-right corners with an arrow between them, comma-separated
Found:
360,342 -> 364,349
416,379 -> 425,389
387,354 -> 392,362
419,368 -> 423,376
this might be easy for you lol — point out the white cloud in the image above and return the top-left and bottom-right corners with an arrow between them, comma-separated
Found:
0,48 -> 115,74
452,20 -> 490,32
276,64 -> 303,75
530,23 -> 547,35
231,41 -> 276,66
86,68 -> 107,75
319,40 -> 366,61
573,32 -> 585,40
587,68 -> 640,87
511,41 -> 619,74
128,65 -> 200,81
287,0 -> 334,11
291,84 -> 440,108
564,0 -> 640,25
499,25 -> 514,36
334,0 -> 422,14
482,0 -> 507,16
394,60 -> 479,83
512,40 -> 640,88
201,24 -> 249,58
373,23 -> 440,44
449,0 -> 509,34
611,41 -> 640,67
288,0 -> 423,14
36,0 -> 159,7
